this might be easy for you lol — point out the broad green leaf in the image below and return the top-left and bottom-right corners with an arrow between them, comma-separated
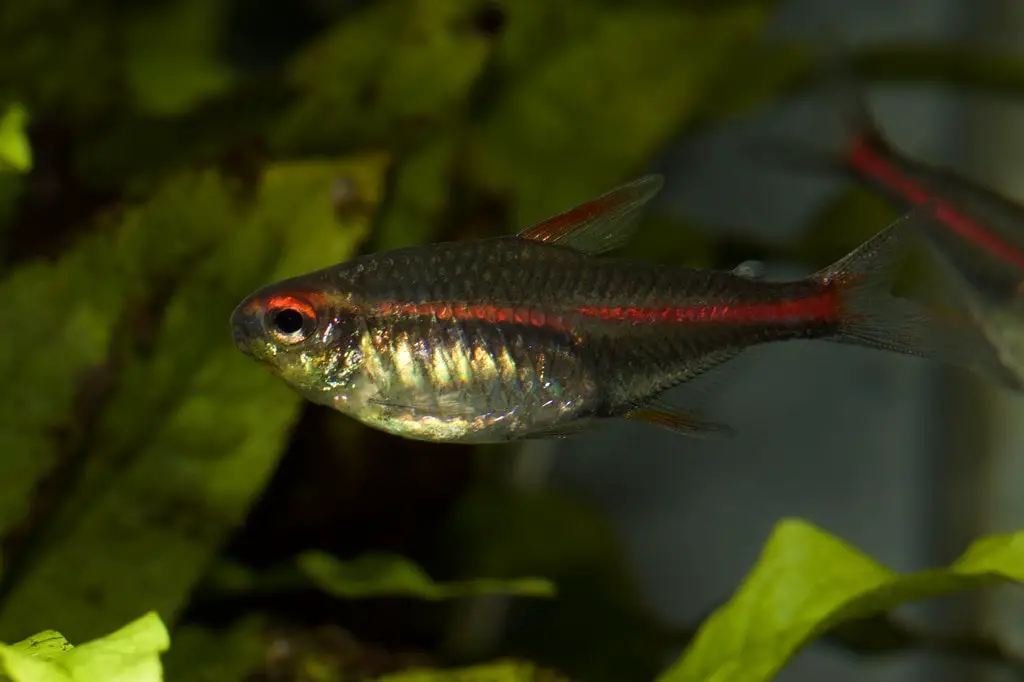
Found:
0,612 -> 168,682
297,551 -> 555,600
8,631 -> 71,661
0,154 -> 387,640
376,660 -> 566,682
659,518 -> 1024,682
0,103 -> 31,173
57,612 -> 169,682
123,0 -> 236,116
467,2 -> 774,226
272,0 -> 490,153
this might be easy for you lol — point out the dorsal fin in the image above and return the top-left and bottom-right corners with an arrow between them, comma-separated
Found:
516,174 -> 664,255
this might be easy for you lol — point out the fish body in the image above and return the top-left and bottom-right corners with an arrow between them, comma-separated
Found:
231,175 -> 1003,443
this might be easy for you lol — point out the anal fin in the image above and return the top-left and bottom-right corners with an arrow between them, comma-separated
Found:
624,407 -> 734,439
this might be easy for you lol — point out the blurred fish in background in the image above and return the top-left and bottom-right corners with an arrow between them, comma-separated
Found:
753,42 -> 1024,387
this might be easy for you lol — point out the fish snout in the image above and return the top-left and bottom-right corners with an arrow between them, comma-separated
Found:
230,302 -> 262,355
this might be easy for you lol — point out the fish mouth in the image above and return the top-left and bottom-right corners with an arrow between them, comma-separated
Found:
231,324 -> 250,352
230,302 -> 268,362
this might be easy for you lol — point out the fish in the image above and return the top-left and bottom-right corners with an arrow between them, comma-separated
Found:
750,49 -> 1024,385
230,174 -> 1009,444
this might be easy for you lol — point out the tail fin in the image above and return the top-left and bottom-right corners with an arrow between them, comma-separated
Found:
744,24 -> 898,183
816,203 -> 1024,391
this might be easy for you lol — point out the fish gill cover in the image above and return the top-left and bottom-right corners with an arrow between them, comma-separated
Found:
3,0 -> 1024,680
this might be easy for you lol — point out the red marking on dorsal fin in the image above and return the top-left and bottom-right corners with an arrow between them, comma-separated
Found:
516,175 -> 663,255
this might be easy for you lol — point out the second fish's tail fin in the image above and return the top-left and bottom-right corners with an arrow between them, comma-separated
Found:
816,203 -> 1024,391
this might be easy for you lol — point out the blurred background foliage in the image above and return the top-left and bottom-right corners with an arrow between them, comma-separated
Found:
4,0 -> 1024,680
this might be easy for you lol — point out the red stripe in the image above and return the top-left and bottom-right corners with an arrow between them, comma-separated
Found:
376,292 -> 841,329
849,135 -> 1024,271
576,292 -> 840,324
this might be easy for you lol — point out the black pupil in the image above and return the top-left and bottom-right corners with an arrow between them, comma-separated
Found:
272,308 -> 305,335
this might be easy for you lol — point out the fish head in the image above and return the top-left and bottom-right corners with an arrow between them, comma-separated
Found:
230,278 -> 367,404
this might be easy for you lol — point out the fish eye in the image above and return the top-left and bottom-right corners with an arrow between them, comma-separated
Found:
272,308 -> 305,335
263,296 -> 318,343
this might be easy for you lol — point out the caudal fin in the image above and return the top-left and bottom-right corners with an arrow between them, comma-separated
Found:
817,203 -> 1024,391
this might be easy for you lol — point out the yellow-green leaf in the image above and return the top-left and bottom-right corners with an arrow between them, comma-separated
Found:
8,630 -> 71,661
0,612 -> 168,682
0,103 -> 31,173
0,154 -> 387,640
298,551 -> 555,600
658,518 -> 1024,682
57,612 -> 169,682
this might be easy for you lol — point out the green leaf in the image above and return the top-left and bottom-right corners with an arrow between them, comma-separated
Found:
56,612 -> 169,682
7,631 -> 71,661
659,518 -> 1024,682
0,103 -> 31,173
467,2 -> 774,226
0,612 -> 168,682
297,551 -> 555,600
376,660 -> 564,682
0,154 -> 387,640
272,0 -> 491,153
123,0 -> 236,116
